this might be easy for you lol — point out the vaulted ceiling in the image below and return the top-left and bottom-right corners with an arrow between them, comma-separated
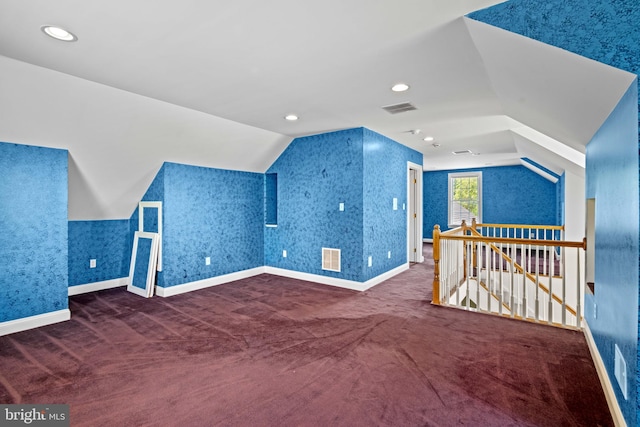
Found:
0,1 -> 635,219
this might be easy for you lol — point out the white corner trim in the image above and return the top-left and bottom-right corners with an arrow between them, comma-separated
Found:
0,309 -> 70,337
583,321 -> 627,427
155,267 -> 266,297
68,277 -> 127,296
265,263 -> 409,292
520,159 -> 559,183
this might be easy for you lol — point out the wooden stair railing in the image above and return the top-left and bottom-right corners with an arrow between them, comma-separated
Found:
432,220 -> 586,329
466,226 -> 580,317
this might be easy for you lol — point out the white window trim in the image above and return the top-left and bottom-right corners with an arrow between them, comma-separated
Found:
448,171 -> 482,228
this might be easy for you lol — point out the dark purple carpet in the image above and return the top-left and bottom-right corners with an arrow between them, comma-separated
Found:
0,244 -> 612,426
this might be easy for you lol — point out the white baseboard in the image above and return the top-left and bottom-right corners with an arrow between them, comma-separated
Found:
265,263 -> 409,292
155,267 -> 266,297
423,238 -> 433,243
0,309 -> 70,337
583,321 -> 627,427
68,277 -> 127,296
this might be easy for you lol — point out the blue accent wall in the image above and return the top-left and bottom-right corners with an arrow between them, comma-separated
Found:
68,220 -> 130,286
469,0 -> 640,77
423,165 -> 557,238
161,162 -> 264,287
0,142 -> 68,322
265,128 -> 421,282
265,128 -> 365,281
585,83 -> 639,424
363,129 -> 422,280
471,1 -> 640,424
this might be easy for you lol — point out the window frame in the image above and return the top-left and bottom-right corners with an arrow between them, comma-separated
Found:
448,171 -> 482,228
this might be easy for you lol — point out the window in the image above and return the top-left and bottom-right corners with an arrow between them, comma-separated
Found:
448,172 -> 481,227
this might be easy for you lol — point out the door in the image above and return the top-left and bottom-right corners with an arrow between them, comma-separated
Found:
409,168 -> 419,262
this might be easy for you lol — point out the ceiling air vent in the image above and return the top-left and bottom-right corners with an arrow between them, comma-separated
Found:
382,102 -> 417,114
452,150 -> 473,155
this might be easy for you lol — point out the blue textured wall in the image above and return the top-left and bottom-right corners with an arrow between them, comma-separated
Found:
585,83 -> 638,424
68,220 -> 130,286
469,0 -> 640,77
471,1 -> 640,423
0,142 -> 68,322
265,128 -> 365,281
265,127 -> 421,282
423,165 -> 557,238
161,162 -> 264,287
362,128 -> 422,280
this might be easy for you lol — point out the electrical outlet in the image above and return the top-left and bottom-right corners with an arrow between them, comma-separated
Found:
205,257 -> 211,266
388,251 -> 391,259
594,302 -> 597,319
283,250 -> 287,258
368,256 -> 372,267
393,198 -> 398,210
89,259 -> 96,269
615,344 -> 628,399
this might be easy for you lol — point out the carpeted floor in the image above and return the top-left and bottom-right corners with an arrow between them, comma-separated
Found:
0,244 -> 613,426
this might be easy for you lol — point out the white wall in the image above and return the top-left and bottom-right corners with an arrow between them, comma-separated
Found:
0,55 -> 291,220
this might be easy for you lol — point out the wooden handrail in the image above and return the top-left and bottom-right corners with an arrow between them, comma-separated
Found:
436,234 -> 586,249
440,225 -> 465,236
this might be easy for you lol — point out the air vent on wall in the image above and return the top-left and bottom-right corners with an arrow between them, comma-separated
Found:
452,150 -> 473,155
382,102 -> 417,114
322,248 -> 341,272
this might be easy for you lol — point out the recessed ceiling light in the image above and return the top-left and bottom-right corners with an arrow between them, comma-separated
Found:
284,114 -> 298,121
41,25 -> 77,42
391,83 -> 410,92
423,136 -> 435,142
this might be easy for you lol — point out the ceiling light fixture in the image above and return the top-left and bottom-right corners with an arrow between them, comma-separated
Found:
391,83 -> 409,92
41,25 -> 77,42
423,136 -> 435,142
284,114 -> 298,121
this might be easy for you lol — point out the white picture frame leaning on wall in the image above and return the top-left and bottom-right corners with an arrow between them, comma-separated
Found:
127,231 -> 159,298
139,201 -> 163,271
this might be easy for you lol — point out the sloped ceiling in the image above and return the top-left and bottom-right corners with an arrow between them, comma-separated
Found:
0,1 -> 635,220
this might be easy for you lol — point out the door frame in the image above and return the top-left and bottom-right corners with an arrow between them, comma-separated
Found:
407,162 -> 424,263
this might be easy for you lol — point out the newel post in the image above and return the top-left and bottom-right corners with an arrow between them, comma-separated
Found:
432,224 -> 441,304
